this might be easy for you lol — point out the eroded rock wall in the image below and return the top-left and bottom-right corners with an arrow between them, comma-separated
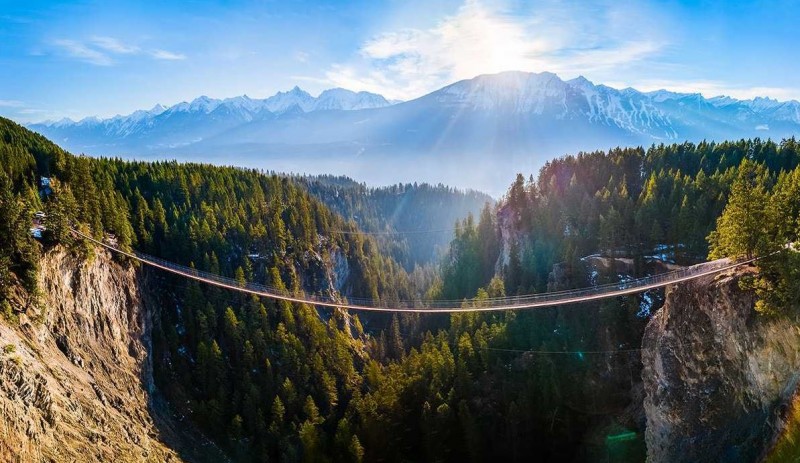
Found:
0,249 -> 180,462
642,265 -> 800,462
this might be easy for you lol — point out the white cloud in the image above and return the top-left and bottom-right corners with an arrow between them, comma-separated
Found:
52,37 -> 185,65
150,49 -> 186,60
0,100 -> 25,108
91,36 -> 140,54
53,39 -> 114,66
320,0 -> 667,100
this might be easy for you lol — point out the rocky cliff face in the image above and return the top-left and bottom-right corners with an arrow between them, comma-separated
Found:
642,265 -> 800,462
0,249 -> 180,462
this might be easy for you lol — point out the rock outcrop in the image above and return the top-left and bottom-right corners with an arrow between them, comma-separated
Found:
0,249 -> 181,462
642,265 -> 800,462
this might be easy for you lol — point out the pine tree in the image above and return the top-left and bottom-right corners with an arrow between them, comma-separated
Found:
299,396 -> 325,463
708,160 -> 774,259
388,314 -> 404,359
349,435 -> 364,463
268,395 -> 285,436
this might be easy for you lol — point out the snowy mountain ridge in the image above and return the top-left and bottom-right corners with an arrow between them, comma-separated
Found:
40,86 -> 394,128
27,71 -> 800,194
36,71 -> 800,134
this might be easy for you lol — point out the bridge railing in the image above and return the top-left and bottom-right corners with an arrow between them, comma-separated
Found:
72,228 -> 750,312
134,247 -> 742,310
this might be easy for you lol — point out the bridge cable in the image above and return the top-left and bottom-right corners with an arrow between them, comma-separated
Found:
71,228 -> 758,313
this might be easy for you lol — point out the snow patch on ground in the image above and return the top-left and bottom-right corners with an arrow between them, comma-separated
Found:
638,291 -> 655,318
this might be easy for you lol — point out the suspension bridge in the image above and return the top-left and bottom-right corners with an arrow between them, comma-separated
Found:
72,228 -> 756,313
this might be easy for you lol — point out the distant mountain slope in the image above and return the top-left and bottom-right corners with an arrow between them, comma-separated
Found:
30,86 -> 394,151
28,71 -> 800,194
296,175 -> 493,269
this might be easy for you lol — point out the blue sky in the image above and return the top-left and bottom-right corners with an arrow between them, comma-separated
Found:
1,0 -> 798,122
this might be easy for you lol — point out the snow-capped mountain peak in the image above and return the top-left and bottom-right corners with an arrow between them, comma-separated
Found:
76,116 -> 101,126
27,71 -> 800,185
314,88 -> 391,110
433,71 -> 569,113
31,86 -> 397,139
748,96 -> 782,111
148,103 -> 167,115
34,117 -> 73,127
707,96 -> 739,107
645,89 -> 704,103
567,75 -> 595,90
262,86 -> 315,112
187,95 -> 221,113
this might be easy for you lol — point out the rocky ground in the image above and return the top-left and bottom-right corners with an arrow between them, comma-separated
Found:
642,264 -> 800,463
0,249 -> 180,462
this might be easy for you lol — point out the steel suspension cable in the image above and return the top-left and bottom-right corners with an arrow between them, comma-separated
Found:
71,228 -> 758,313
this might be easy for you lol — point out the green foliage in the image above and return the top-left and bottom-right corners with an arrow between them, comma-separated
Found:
401,137 -> 800,459
436,139 -> 800,300
297,175 -> 492,270
6,116 -> 800,460
0,117 -> 141,302
0,117 -> 416,460
57,156 -> 432,460
707,159 -> 800,315
765,393 -> 800,463
0,168 -> 40,297
708,160 -> 775,259
0,299 -> 18,325
440,203 -> 501,299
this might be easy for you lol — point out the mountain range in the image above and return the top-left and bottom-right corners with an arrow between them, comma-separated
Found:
28,71 -> 800,195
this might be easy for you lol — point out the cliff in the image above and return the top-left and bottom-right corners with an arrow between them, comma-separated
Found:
0,249 -> 181,462
642,264 -> 800,462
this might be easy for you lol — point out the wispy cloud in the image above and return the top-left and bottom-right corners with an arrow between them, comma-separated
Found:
91,36 -> 140,54
53,39 -> 114,66
0,100 -> 25,108
320,0 -> 668,100
52,37 -> 185,65
150,49 -> 186,60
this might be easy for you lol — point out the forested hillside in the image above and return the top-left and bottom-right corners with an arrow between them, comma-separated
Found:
439,138 -> 800,300
0,117 -> 423,460
3,115 -> 800,461
295,175 -> 492,269
362,137 -> 800,461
